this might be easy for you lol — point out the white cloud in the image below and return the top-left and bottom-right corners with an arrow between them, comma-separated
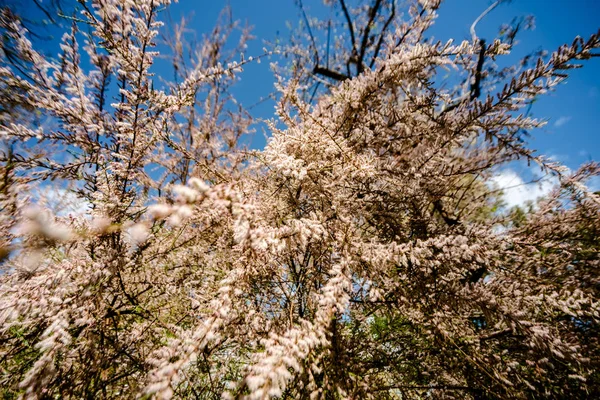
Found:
490,169 -> 556,209
33,187 -> 91,217
553,116 -> 571,128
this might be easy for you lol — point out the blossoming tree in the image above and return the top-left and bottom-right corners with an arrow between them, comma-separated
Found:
1,0 -> 599,399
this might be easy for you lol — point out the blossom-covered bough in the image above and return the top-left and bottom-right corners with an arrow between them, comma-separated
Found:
0,0 -> 599,399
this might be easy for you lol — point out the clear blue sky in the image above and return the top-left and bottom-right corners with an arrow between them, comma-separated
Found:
23,0 -> 600,174
163,0 -> 600,171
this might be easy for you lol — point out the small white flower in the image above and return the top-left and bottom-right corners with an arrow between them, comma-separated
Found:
172,185 -> 199,203
147,204 -> 173,220
188,177 -> 209,193
127,223 -> 149,246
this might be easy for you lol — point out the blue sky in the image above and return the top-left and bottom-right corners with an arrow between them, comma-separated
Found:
160,0 -> 600,169
19,0 -> 600,197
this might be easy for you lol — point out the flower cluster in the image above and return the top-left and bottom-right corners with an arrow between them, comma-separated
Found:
1,0 -> 599,399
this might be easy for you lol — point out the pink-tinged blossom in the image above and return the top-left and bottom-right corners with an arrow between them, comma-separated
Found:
0,0 -> 599,399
